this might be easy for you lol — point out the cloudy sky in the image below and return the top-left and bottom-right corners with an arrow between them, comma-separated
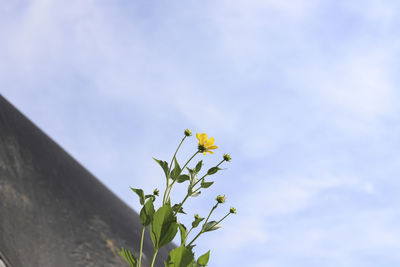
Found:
2,0 -> 400,266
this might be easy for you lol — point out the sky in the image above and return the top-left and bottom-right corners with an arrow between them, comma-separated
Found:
1,0 -> 400,266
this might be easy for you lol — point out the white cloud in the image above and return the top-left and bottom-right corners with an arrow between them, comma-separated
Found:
301,52 -> 396,119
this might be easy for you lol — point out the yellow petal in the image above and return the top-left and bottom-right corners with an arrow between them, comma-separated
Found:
208,150 -> 214,154
200,133 -> 207,144
196,133 -> 201,141
205,137 -> 215,147
208,145 -> 218,150
203,151 -> 207,155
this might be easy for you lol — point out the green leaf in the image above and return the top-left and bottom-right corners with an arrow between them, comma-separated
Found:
202,221 -> 221,232
140,198 -> 155,226
150,204 -> 179,249
186,244 -> 196,251
191,191 -> 201,197
171,158 -> 182,180
207,167 -> 221,175
191,215 -> 205,228
187,261 -> 200,267
188,187 -> 201,197
165,246 -> 194,267
178,223 -> 187,246
176,174 -> 190,183
172,204 -> 186,214
153,158 -> 169,178
195,160 -> 203,173
200,181 -> 214,188
130,188 -> 145,206
197,250 -> 210,266
188,168 -> 196,179
119,247 -> 138,267
145,194 -> 156,201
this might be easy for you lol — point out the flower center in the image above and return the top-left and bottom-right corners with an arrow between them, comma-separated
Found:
198,144 -> 206,153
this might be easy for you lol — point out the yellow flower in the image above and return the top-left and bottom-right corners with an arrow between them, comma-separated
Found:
196,133 -> 218,155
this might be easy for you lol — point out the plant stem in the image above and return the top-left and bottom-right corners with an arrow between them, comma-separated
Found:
184,226 -> 194,245
138,226 -> 145,267
191,159 -> 225,192
214,212 -> 231,227
150,249 -> 159,267
173,159 -> 225,216
187,204 -> 218,247
163,136 -> 186,205
204,204 -> 218,225
165,151 -> 199,203
173,194 -> 190,216
187,229 -> 202,248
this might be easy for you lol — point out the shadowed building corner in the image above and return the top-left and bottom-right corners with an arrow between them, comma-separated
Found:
0,95 -> 173,267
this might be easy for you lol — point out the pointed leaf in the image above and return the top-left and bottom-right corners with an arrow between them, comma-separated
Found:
197,250 -> 210,266
153,158 -> 169,178
202,221 -> 221,232
150,204 -> 179,249
188,261 -> 201,267
207,167 -> 221,175
140,198 -> 155,226
195,160 -> 203,173
186,244 -> 196,251
187,260 -> 200,267
190,190 -> 201,197
145,194 -> 156,201
119,248 -> 138,267
165,246 -> 194,267
172,204 -> 186,214
200,181 -> 214,189
171,158 -> 182,180
191,215 -> 205,228
178,223 -> 187,246
177,174 -> 190,183
130,188 -> 145,205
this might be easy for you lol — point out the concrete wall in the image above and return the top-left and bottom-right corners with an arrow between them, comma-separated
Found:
0,96 -> 172,267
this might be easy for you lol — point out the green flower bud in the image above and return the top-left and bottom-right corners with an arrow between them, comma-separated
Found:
153,189 -> 159,196
184,129 -> 192,136
216,194 -> 226,204
230,207 -> 236,214
194,214 -> 200,219
223,154 -> 231,162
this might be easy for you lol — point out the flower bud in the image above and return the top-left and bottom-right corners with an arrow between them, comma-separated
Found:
216,194 -> 226,204
153,189 -> 159,196
229,207 -> 236,214
184,129 -> 192,137
223,154 -> 231,162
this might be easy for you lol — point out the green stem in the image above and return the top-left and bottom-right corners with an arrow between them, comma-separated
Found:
173,159 -> 225,216
184,226 -> 194,245
173,194 -> 190,217
150,249 -> 159,267
163,136 -> 186,205
194,159 -> 225,188
187,204 -> 218,247
165,151 -> 199,203
214,212 -> 231,227
138,226 -> 145,267
204,204 -> 218,225
187,230 -> 202,248
187,211 -> 231,248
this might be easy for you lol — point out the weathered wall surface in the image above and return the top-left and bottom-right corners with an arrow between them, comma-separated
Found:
0,95 -> 172,267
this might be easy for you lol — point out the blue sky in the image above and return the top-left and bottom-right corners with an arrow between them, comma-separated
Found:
2,0 -> 400,266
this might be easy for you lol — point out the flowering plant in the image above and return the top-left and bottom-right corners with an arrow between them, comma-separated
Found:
119,129 -> 236,267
